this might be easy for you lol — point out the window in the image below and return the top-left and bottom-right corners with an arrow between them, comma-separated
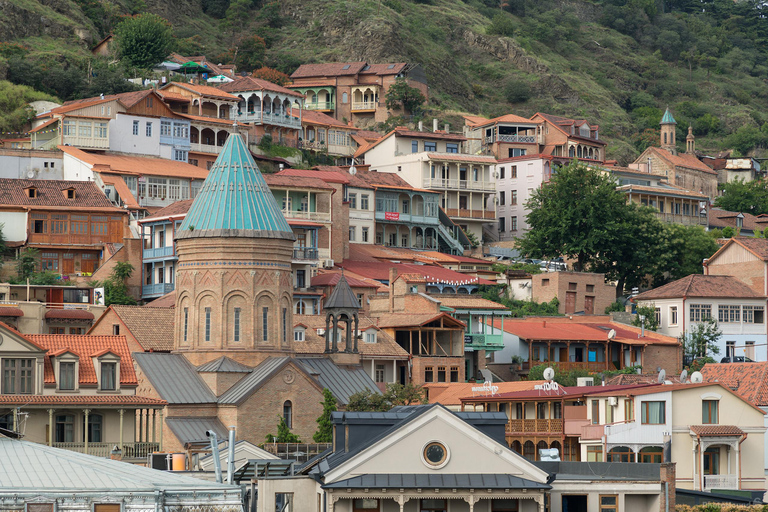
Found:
282,308 -> 288,344
133,120 -> 139,135
499,167 -> 505,179
101,362 -> 116,391
718,305 -> 740,323
670,306 -> 678,326
587,446 -> 603,462
349,226 -> 355,242
161,120 -> 171,136
174,150 -> 188,162
2,359 -> 34,394
183,307 -> 189,342
262,307 -> 269,341
702,400 -> 718,424
607,446 -> 635,462
746,340 -> 756,360
204,307 -> 211,342
498,217 -> 505,232
424,141 -> 436,151
625,398 -> 634,421
59,362 -> 75,390
420,499 -> 447,511
233,307 -> 241,342
690,304 -> 712,322
568,282 -> 577,291
375,364 -> 385,383
743,305 -> 764,324
275,493 -> 293,512
586,284 -> 595,293
446,143 -> 458,153
511,216 -> 518,231
365,332 -> 376,343
499,191 -> 505,205
412,140 -> 418,153
95,122 -> 107,138
599,495 -> 618,512
41,252 -> 58,271
145,122 -> 152,137
591,399 -> 599,424
450,367 -> 459,382
362,227 -> 369,242
283,401 -> 293,428
541,278 -> 550,286
606,401 -> 614,423
655,307 -> 661,326
63,119 -> 76,136
55,414 -> 74,442
511,165 -> 518,178
425,366 -> 434,382
49,327 -> 65,334
641,401 -> 665,424
360,194 -> 369,210
294,329 -> 304,341
511,190 -> 518,205
78,122 -> 92,137
85,413 -> 103,442
33,219 -> 46,233
69,327 -> 85,335
349,193 -> 357,209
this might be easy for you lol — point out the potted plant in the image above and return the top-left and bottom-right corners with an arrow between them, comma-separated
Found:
510,355 -> 524,371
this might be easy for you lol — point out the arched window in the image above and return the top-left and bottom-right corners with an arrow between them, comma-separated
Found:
523,441 -> 535,460
283,400 -> 293,429
536,441 -> 548,460
639,446 -> 663,463
569,146 -> 575,158
511,440 -> 523,455
664,133 -> 667,144
608,446 -> 635,462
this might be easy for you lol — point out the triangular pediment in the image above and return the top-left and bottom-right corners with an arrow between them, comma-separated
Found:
0,324 -> 46,354
324,406 -> 549,485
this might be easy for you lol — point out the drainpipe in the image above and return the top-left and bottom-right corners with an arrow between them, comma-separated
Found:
227,426 -> 236,484
739,432 -> 747,490
206,430 -> 223,483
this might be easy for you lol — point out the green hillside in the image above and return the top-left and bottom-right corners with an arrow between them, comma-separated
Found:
3,0 -> 768,163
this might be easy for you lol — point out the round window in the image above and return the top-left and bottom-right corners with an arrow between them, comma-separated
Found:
423,441 -> 448,467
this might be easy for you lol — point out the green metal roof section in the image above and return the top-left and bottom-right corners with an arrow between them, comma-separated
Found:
660,108 -> 677,125
177,132 -> 294,240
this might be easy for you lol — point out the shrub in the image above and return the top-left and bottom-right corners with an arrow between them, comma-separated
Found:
505,80 -> 531,103
487,13 -> 515,38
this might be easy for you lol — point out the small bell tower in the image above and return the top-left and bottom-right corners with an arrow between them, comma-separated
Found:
660,108 -> 677,155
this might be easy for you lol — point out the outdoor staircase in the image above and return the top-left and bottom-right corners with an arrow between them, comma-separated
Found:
437,208 -> 469,255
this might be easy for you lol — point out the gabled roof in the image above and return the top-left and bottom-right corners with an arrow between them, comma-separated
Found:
276,167 -> 350,184
160,82 -> 239,101
634,274 -> 764,300
146,289 -> 176,308
298,109 -> 352,128
0,179 -> 118,210
375,312 -> 465,329
297,357 -> 380,405
464,113 -> 542,128
140,199 -> 194,222
324,273 -> 361,310
644,147 -> 717,175
311,270 -> 387,291
197,356 -> 252,373
424,381 -> 545,405
707,208 -> 768,232
59,146 -> 210,179
166,417 -> 229,445
292,315 -> 407,359
99,305 -> 175,351
218,75 -> 303,98
262,173 -> 335,190
706,237 -> 768,263
178,133 -> 294,240
700,362 -> 768,407
291,62 -> 368,78
132,352 -> 217,404
218,357 -> 320,405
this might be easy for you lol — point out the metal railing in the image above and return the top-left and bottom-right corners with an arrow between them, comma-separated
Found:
143,246 -> 174,259
444,208 -> 496,220
704,474 -> 738,491
142,283 -> 175,296
52,441 -> 159,458
423,178 -> 495,192
304,102 -> 335,111
292,247 -> 319,260
281,209 -> 331,222
262,443 -> 332,463
190,142 -> 223,154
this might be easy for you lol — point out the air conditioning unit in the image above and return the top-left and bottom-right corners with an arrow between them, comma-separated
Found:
316,328 -> 325,336
576,377 -> 594,387
148,453 -> 171,470
323,259 -> 335,269
493,171 -> 499,179
608,396 -> 618,406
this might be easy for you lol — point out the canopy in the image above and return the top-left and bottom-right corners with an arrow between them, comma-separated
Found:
180,61 -> 210,74
207,74 -> 234,83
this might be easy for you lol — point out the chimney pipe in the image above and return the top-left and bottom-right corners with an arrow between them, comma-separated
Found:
389,267 -> 397,313
206,430 -> 223,483
444,123 -> 449,133
226,426 -> 236,484
433,118 -> 438,132
543,320 -> 546,328
418,121 -> 423,132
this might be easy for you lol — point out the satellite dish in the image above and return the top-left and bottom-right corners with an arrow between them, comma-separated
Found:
26,170 -> 36,179
657,369 -> 666,383
691,371 -> 703,383
607,329 -> 616,339
680,369 -> 688,383
349,166 -> 357,175
543,367 -> 555,382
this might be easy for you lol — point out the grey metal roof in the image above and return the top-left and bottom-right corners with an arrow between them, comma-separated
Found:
322,474 -> 551,490
324,274 -> 361,310
133,352 -> 217,404
197,356 -> 253,373
166,417 -> 228,445
297,357 -> 379,405
534,461 -> 661,481
218,357 -> 291,404
0,436 -> 238,492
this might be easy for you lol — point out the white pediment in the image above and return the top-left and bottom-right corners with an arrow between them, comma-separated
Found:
0,327 -> 45,355
324,406 -> 550,485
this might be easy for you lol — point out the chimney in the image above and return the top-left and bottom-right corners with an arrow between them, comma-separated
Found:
659,462 -> 676,512
418,120 -> 423,132
542,320 -> 547,328
110,446 -> 122,461
389,267 -> 397,313
444,123 -> 449,133
433,118 -> 438,132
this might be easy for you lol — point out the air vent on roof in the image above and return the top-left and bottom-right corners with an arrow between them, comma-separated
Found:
387,64 -> 395,69
342,65 -> 351,70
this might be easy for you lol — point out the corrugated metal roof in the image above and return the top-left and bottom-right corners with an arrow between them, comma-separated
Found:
0,436 -> 237,491
322,473 -> 550,489
166,417 -> 228,444
197,356 -> 253,373
178,133 -> 294,240
133,352 -> 217,404
217,357 -> 290,404
297,358 -> 379,405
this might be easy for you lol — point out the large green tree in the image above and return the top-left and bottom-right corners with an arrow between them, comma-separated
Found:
313,388 -> 336,443
103,262 -> 137,306
346,383 -> 427,412
114,13 -> 174,69
652,224 -> 719,286
384,77 -> 426,115
714,179 -> 768,215
681,318 -> 722,359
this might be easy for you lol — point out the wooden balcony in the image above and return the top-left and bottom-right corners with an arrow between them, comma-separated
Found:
580,424 -> 605,440
423,178 -> 496,193
444,208 -> 496,220
506,418 -> 563,434
62,135 -> 109,149
305,102 -> 335,111
190,142 -> 223,154
351,101 -> 377,112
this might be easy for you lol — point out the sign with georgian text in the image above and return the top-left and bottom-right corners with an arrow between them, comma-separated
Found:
384,212 -> 399,220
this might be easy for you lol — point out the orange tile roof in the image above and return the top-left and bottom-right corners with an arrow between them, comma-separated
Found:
648,147 -> 717,175
162,82 -> 239,101
0,395 -> 166,405
140,199 -> 194,221
146,290 -> 176,308
176,113 -> 239,126
219,75 -> 303,98
263,173 -> 335,190
435,295 -> 508,311
59,146 -> 210,179
617,184 -> 708,200
425,380 -> 546,405
27,334 -> 138,386
634,274 -> 765,300
701,362 -> 768,407
707,237 -> 768,263
291,62 -> 369,78
311,270 -> 386,290
30,118 -> 59,133
690,425 -> 745,436
298,109 -> 351,128
276,168 -> 350,184
375,312 -> 465,329
157,91 -> 191,103
100,174 -> 140,209
0,178 -> 119,210
707,209 -> 768,232
108,305 -> 175,351
464,114 -> 542,128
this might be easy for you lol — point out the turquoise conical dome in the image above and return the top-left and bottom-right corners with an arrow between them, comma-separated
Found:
660,108 -> 677,125
177,132 -> 294,240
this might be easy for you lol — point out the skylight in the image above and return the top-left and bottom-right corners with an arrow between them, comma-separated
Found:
342,65 -> 351,70
387,64 -> 395,69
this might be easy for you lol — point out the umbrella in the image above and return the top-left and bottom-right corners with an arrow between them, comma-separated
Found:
180,61 -> 210,74
207,74 -> 234,83
155,61 -> 182,72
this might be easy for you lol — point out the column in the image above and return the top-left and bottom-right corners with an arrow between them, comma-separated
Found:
692,443 -> 698,491
119,409 -> 124,450
736,441 -> 742,489
345,317 -> 352,353
152,409 -> 156,443
48,408 -> 54,446
159,409 -> 164,451
138,408 -> 143,443
83,409 -> 90,455
353,315 -> 359,353
324,315 -> 331,353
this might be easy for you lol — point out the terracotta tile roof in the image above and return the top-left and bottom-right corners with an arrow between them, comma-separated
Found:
298,109 -> 352,127
276,168 -> 350,184
0,395 -> 166,405
395,128 -> 466,141
27,334 -> 137,386
157,91 -> 191,103
648,147 -> 717,175
101,174 -> 140,209
140,199 -> 194,222
287,79 -> 336,88
292,314 -> 408,358
714,238 -> 768,261
617,184 -> 708,200
690,425 -> 745,436
263,173 -> 335,190
311,270 -> 383,289
700,362 -> 768,406
291,62 -> 368,78
427,153 -> 497,164
44,309 -> 94,320
464,383 -> 655,402
58,146 -> 210,180
161,82 -> 239,101
425,381 -> 546,405
218,75 -> 303,97
339,260 -> 496,286
0,307 -> 23,317
350,169 -> 417,190
707,209 -> 768,232
464,113 -> 542,128
0,179 -> 118,210
434,295 -> 508,311
30,118 -> 59,133
354,130 -> 382,141
634,274 -> 765,300
375,312 -> 465,329
110,305 -> 175,351
605,373 -> 683,386
360,63 -> 408,75
146,290 -> 176,308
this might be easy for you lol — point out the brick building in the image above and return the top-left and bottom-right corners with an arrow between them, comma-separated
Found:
532,271 -> 616,315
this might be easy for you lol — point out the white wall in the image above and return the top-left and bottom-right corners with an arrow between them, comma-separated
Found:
62,152 -> 95,181
493,157 -> 548,241
0,151 -> 64,180
0,212 -> 28,243
110,114 -> 162,157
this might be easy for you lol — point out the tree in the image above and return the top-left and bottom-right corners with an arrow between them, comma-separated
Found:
16,248 -> 39,281
652,224 -> 719,286
0,81 -> 55,134
347,383 -> 427,412
265,416 -> 300,443
632,304 -> 660,331
234,36 -> 266,73
114,13 -> 174,69
252,66 -> 290,86
346,389 -> 390,412
714,179 -> 768,216
681,318 -> 722,359
103,262 -> 137,306
517,161 -> 635,272
384,77 -> 426,115
313,388 -> 337,443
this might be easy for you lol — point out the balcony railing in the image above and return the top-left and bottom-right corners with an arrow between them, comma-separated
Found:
704,474 -> 738,491
299,140 -> 355,156
159,135 -> 191,148
190,142 -> 223,154
656,212 -> 707,226
580,424 -> 605,440
444,208 -> 496,220
281,209 -> 331,222
142,283 -> 175,297
304,102 -> 335,111
506,418 -> 563,434
374,210 -> 440,226
485,134 -> 538,144
423,178 -> 496,193
231,111 -> 301,128
351,102 -> 377,112
293,247 -> 319,260
52,441 -> 159,459
464,332 -> 504,351
143,246 -> 174,260
62,135 -> 109,149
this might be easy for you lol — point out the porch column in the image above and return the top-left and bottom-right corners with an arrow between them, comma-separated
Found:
159,409 -> 164,451
138,409 -> 143,442
83,409 -> 90,455
118,409 -> 124,450
700,441 -> 706,491
152,409 -> 156,443
145,408 -> 150,443
528,341 -> 533,366
324,314 -> 331,352
48,408 -> 54,446
737,440 -> 742,489
353,315 -> 359,353
692,442 -> 698,490
13,408 -> 18,432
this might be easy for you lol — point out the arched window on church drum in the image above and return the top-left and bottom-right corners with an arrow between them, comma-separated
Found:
283,400 -> 293,429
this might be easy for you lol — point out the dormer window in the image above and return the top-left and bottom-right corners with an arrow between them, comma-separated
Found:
59,361 -> 76,390
294,327 -> 305,341
26,187 -> 37,198
63,188 -> 76,199
365,329 -> 377,344
101,362 -> 116,390
737,213 -> 744,228
94,350 -> 120,391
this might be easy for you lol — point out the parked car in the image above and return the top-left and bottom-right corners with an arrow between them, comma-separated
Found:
720,356 -> 755,363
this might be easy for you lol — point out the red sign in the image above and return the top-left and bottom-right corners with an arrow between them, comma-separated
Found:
384,212 -> 400,221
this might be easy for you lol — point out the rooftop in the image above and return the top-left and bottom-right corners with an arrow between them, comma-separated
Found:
634,274 -> 765,300
59,146 -> 210,180
218,75 -> 303,98
0,179 -> 119,210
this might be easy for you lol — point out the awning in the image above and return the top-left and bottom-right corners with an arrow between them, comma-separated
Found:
0,307 -> 23,317
287,220 -> 324,227
322,474 -> 551,489
44,309 -> 95,321
690,425 -> 745,437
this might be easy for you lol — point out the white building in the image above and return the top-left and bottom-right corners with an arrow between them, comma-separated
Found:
493,155 -> 553,240
0,148 -> 63,180
634,274 -> 767,362
109,113 -> 191,162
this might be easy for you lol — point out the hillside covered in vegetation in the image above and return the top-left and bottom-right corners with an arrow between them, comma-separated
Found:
2,0 -> 768,163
